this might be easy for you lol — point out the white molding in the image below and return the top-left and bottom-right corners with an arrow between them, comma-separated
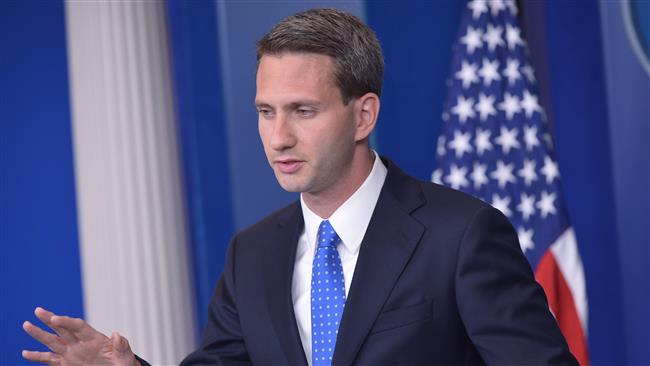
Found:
64,1 -> 196,364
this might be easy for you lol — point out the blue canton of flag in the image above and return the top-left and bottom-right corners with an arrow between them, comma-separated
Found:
432,1 -> 589,363
434,0 -> 564,268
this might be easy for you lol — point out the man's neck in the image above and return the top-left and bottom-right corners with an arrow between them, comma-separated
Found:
302,149 -> 375,219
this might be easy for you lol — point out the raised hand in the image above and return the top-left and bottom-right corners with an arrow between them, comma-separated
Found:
22,307 -> 140,366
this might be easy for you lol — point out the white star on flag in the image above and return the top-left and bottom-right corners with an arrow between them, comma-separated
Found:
460,26 -> 483,54
521,64 -> 536,83
503,58 -> 522,85
517,227 -> 535,252
482,24 -> 504,51
495,126 -> 520,154
451,95 -> 476,123
523,125 -> 540,151
445,164 -> 469,190
518,159 -> 538,186
437,135 -> 446,156
541,155 -> 559,184
478,58 -> 501,86
467,0 -> 488,19
489,0 -> 506,16
505,24 -> 524,49
516,193 -> 536,221
475,93 -> 497,121
536,190 -> 557,218
475,128 -> 493,155
448,130 -> 473,158
543,132 -> 554,150
455,61 -> 479,89
490,160 -> 516,188
470,162 -> 489,189
505,0 -> 518,15
479,58 -> 501,86
491,194 -> 512,217
431,169 -> 442,185
498,92 -> 521,120
521,90 -> 542,118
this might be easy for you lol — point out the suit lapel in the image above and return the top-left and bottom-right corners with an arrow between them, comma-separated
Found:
261,203 -> 309,366
332,159 -> 426,365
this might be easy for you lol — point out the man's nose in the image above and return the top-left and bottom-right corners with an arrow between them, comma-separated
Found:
270,113 -> 297,150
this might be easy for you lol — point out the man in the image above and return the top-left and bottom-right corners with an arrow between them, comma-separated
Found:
23,9 -> 577,366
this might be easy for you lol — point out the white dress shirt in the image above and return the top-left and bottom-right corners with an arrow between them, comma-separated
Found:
292,151 -> 388,365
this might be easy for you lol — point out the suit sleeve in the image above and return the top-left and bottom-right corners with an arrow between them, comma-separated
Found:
181,235 -> 252,366
455,206 -> 578,366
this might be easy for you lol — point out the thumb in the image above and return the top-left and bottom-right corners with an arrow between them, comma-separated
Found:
111,332 -> 131,352
111,332 -> 137,364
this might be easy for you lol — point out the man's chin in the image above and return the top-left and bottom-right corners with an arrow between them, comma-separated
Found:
275,175 -> 307,193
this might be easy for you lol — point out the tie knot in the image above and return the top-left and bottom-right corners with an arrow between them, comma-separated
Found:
317,220 -> 340,249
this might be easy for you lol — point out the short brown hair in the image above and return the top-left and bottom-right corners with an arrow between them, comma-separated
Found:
256,8 -> 384,105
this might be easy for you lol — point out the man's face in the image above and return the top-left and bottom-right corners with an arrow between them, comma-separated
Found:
256,53 -> 358,195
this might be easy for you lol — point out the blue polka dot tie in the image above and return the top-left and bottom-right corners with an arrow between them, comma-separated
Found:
311,220 -> 346,366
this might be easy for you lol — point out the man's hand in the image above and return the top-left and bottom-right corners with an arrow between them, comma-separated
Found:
22,307 -> 140,366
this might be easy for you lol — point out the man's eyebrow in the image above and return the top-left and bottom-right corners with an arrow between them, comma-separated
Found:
286,101 -> 323,109
254,101 -> 325,109
254,102 -> 272,109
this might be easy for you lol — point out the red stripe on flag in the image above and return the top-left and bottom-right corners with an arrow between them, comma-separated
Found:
535,250 -> 590,366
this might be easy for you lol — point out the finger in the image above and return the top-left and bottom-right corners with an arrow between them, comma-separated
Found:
33,307 -> 55,325
34,307 -> 77,344
22,350 -> 61,365
51,314 -> 101,342
23,321 -> 66,354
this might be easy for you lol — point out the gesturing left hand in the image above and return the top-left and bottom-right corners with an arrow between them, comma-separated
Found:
22,307 -> 140,366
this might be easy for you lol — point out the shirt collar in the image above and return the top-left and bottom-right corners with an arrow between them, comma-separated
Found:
301,151 -> 388,254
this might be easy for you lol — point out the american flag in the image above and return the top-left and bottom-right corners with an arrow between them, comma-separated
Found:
432,1 -> 589,364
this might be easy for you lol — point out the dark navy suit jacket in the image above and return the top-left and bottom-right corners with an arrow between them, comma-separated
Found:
175,157 -> 577,365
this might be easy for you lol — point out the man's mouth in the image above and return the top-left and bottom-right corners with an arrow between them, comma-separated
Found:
275,159 -> 304,174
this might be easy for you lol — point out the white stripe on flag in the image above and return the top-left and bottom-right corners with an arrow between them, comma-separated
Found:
550,227 -> 588,335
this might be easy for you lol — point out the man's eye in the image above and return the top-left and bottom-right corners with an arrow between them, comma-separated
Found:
257,109 -> 274,118
296,109 -> 316,118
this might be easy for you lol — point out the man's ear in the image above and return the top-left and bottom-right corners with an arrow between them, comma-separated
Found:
354,92 -> 380,142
